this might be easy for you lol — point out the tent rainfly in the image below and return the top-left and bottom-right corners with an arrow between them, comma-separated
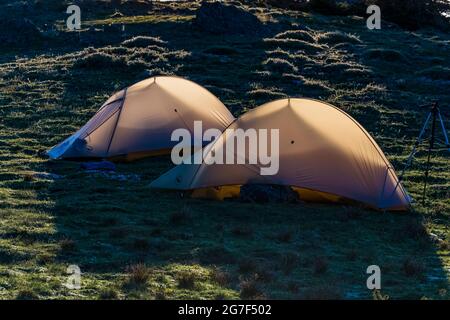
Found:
47,76 -> 235,161
150,98 -> 411,211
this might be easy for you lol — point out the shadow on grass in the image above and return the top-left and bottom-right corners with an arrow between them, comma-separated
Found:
1,3 -> 448,299
40,153 -> 449,299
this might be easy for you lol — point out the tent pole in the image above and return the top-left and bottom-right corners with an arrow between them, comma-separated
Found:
106,88 -> 128,156
437,109 -> 450,151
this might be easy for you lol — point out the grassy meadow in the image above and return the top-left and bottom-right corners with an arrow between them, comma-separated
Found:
0,0 -> 449,299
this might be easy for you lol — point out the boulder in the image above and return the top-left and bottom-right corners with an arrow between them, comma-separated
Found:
194,2 -> 263,35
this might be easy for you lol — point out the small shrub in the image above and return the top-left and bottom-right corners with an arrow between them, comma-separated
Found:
240,278 -> 265,299
59,238 -> 76,253
313,257 -> 328,275
125,263 -> 150,288
438,240 -> 450,251
211,268 -> 232,286
177,271 -> 197,289
154,290 -> 167,300
16,289 -> 38,300
99,288 -> 119,300
23,173 -> 35,181
255,269 -> 274,283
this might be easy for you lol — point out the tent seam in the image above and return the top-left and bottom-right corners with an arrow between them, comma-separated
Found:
186,117 -> 240,188
81,108 -> 121,140
106,87 -> 128,157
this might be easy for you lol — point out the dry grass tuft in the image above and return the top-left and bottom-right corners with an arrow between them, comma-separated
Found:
124,263 -> 151,288
177,271 -> 197,289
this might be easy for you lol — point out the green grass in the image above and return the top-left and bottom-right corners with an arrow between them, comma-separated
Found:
0,0 -> 449,300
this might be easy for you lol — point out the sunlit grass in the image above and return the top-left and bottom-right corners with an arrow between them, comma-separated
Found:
0,0 -> 448,300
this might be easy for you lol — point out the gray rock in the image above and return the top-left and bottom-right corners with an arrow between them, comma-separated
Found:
194,2 -> 263,35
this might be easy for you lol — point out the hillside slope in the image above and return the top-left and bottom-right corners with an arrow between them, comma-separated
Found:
0,0 -> 448,299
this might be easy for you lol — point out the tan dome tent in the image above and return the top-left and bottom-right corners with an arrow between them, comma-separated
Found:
150,98 -> 411,211
47,76 -> 235,161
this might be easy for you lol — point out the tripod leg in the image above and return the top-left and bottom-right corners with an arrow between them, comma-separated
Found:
422,108 -> 438,205
422,151 -> 432,206
386,111 -> 433,205
437,110 -> 450,150
399,111 -> 432,179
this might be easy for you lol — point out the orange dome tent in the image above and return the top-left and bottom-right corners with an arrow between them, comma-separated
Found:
47,76 -> 235,161
150,98 -> 411,210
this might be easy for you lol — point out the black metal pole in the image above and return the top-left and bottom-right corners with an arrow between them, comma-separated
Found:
422,102 -> 438,205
